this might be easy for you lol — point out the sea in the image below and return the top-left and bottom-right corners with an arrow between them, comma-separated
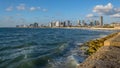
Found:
0,28 -> 118,68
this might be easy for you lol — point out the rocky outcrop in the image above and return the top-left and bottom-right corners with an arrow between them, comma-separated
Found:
78,46 -> 120,68
78,32 -> 120,68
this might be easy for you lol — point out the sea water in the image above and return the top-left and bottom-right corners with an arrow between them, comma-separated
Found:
0,28 -> 117,68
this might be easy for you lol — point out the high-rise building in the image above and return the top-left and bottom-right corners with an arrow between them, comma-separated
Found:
49,22 -> 53,27
99,16 -> 103,26
55,21 -> 60,27
50,22 -> 56,27
77,20 -> 81,26
94,20 -> 100,26
65,20 -> 71,27
81,20 -> 87,26
67,20 -> 71,27
63,21 -> 66,27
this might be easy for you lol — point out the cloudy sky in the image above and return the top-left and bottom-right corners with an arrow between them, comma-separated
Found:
0,0 -> 120,27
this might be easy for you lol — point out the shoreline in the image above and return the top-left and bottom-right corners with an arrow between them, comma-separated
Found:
1,27 -> 120,30
79,32 -> 119,55
61,27 -> 120,30
78,32 -> 120,68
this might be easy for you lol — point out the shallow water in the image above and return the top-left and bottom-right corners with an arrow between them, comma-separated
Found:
0,28 -> 116,68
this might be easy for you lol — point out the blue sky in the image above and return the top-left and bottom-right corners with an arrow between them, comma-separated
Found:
0,0 -> 120,27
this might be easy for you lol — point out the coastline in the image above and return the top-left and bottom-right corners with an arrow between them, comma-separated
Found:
78,32 -> 120,68
62,27 -> 120,30
9,27 -> 120,30
1,26 -> 120,30
79,32 -> 119,55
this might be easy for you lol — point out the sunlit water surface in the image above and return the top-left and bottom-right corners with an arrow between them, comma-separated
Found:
0,28 -> 118,68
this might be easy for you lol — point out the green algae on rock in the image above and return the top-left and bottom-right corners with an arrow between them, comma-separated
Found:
80,32 -> 119,55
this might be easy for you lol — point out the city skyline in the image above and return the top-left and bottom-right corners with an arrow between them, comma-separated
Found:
0,0 -> 120,27
16,16 -> 104,28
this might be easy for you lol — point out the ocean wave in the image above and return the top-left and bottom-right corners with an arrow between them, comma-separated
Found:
0,28 -> 116,68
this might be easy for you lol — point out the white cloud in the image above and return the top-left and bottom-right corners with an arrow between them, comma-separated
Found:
110,13 -> 120,18
86,14 -> 94,18
16,4 -> 26,10
86,14 -> 98,18
6,6 -> 13,11
92,3 -> 120,18
30,7 -> 36,11
6,4 -> 48,12
29,7 -> 43,11
114,8 -> 120,13
93,3 -> 115,15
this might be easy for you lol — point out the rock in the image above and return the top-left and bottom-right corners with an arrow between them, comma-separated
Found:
78,46 -> 120,68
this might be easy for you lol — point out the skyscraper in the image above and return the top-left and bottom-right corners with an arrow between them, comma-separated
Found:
63,21 -> 66,27
82,20 -> 87,26
100,16 -> 103,26
65,20 -> 71,27
55,21 -> 60,27
94,20 -> 100,26
77,20 -> 81,26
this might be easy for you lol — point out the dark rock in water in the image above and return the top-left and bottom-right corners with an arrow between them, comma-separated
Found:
78,46 -> 120,68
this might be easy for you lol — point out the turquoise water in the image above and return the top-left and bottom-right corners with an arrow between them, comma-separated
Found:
0,28 -> 116,68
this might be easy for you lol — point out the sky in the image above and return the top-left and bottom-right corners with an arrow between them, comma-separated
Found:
0,0 -> 120,27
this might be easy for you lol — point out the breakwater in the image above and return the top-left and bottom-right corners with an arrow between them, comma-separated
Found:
78,32 -> 120,68
80,32 -> 119,55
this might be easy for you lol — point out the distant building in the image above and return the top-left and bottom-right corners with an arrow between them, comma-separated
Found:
110,22 -> 120,28
49,21 -> 61,27
77,20 -> 81,26
49,22 -> 55,27
99,16 -> 103,26
29,24 -> 34,28
49,22 -> 52,27
65,20 -> 71,27
94,20 -> 100,26
81,20 -> 87,26
16,25 -> 20,28
55,21 -> 60,27
63,21 -> 66,27
89,21 -> 94,26
59,22 -> 64,27
49,20 -> 73,27
33,23 -> 39,28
